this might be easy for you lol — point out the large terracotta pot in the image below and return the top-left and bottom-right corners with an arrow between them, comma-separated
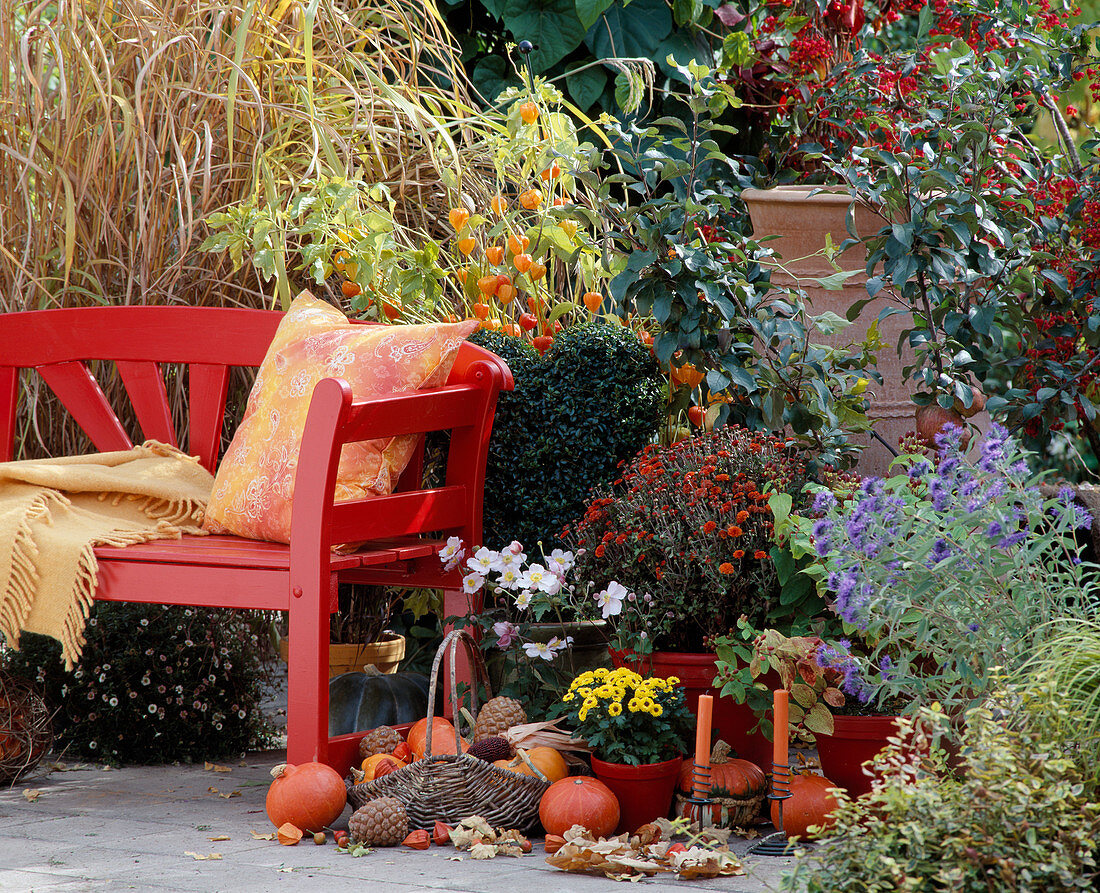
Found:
815,713 -> 899,796
590,755 -> 681,834
742,185 -> 913,477
609,649 -> 773,769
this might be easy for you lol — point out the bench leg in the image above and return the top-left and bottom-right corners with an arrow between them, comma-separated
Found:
440,587 -> 480,721
285,576 -> 335,766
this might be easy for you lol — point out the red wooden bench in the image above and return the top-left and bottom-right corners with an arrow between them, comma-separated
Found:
0,305 -> 511,774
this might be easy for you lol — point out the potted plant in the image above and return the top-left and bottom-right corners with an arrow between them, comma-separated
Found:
558,667 -> 693,834
562,424 -> 824,765
275,583 -> 408,677
766,424 -> 1097,791
723,0 -> 1092,471
439,538 -> 614,719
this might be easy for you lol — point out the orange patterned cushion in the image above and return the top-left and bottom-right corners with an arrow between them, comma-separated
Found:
203,291 -> 477,543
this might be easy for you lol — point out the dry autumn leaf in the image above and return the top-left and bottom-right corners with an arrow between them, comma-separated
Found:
184,852 -> 223,860
250,831 -> 276,840
22,789 -> 42,802
207,835 -> 231,841
204,762 -> 233,773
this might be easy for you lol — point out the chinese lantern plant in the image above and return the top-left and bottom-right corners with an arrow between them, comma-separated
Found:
266,762 -> 347,833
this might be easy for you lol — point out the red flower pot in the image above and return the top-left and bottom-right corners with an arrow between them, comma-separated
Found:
590,755 -> 681,834
815,714 -> 899,796
610,649 -> 774,768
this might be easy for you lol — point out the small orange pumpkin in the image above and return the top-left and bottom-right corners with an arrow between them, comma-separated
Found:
514,747 -> 569,783
539,776 -> 620,839
770,773 -> 839,839
407,716 -> 468,759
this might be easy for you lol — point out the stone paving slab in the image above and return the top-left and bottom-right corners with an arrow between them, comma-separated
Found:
0,751 -> 799,892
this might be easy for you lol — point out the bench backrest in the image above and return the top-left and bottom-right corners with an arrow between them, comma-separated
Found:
0,306 -> 509,475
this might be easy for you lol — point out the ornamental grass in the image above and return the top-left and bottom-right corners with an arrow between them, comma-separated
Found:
0,0 -> 488,459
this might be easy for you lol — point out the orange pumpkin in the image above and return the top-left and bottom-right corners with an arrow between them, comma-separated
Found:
770,773 -> 839,839
408,716 -> 468,759
539,776 -> 620,839
360,753 -> 406,780
266,762 -> 346,833
515,747 -> 569,783
677,753 -> 767,799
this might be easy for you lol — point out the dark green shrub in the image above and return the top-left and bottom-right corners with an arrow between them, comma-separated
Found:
2,604 -> 274,765
470,323 -> 663,549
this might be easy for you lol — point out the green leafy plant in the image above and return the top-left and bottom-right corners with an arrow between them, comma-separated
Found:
780,697 -> 1100,891
559,667 -> 692,765
569,60 -> 882,469
2,605 -> 274,765
469,323 -> 664,548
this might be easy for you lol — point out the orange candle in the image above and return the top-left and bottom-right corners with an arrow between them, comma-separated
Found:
693,694 -> 713,798
773,689 -> 789,769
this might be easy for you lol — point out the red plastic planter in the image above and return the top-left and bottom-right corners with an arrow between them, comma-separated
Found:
816,714 -> 899,796
590,755 -> 681,834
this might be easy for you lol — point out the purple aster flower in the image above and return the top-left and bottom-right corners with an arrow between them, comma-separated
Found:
878,655 -> 895,680
966,621 -> 980,633
928,476 -> 951,512
812,518 -> 835,556
985,520 -> 1003,540
812,490 -> 838,513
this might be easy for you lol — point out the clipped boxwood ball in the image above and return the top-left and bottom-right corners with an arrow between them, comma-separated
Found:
469,323 -> 663,548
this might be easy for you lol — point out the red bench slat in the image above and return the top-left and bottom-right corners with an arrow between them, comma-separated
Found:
116,360 -> 177,446
39,361 -> 133,453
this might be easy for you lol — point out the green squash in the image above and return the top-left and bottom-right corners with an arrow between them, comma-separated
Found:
328,669 -> 430,736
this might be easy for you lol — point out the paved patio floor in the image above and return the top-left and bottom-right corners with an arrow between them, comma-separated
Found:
0,750 -> 804,893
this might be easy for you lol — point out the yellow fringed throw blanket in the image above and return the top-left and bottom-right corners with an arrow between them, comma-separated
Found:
0,441 -> 214,668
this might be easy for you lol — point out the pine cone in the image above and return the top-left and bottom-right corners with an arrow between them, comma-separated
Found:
357,726 -> 404,761
348,797 -> 408,847
473,696 -> 527,742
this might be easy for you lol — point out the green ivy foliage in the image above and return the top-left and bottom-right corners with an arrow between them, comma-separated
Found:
470,322 -> 663,549
2,605 -> 274,765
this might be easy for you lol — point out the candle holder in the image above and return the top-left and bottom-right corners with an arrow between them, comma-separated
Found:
747,762 -> 805,857
682,762 -> 715,827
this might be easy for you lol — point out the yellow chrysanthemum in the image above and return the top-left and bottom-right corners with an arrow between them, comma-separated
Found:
582,696 -> 598,711
627,698 -> 643,712
666,676 -> 680,685
562,692 -> 575,701
650,704 -> 663,717
608,702 -> 623,717
578,707 -> 589,722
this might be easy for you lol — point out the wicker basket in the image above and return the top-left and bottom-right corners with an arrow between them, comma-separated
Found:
346,630 -> 549,830
0,670 -> 54,786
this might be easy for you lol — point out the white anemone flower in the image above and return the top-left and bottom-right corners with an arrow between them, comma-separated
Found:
596,581 -> 629,619
466,547 -> 497,575
462,572 -> 485,595
546,548 -> 575,576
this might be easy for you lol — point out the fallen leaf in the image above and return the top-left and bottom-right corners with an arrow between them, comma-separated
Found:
250,831 -> 276,841
207,835 -> 231,841
207,787 -> 242,798
184,852 -> 223,861
22,789 -> 42,802
204,761 -> 234,773
276,866 -> 295,873
446,855 -> 465,862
